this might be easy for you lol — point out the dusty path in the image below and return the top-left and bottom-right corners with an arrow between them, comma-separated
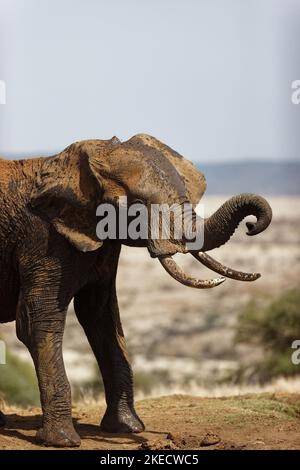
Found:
0,394 -> 300,450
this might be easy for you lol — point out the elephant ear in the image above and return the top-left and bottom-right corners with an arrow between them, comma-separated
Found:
133,134 -> 206,208
30,137 -> 120,252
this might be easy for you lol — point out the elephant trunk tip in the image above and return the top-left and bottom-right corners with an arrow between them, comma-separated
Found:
246,221 -> 260,236
246,204 -> 272,235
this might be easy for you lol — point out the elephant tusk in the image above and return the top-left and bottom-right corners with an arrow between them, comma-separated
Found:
158,256 -> 225,289
192,252 -> 261,282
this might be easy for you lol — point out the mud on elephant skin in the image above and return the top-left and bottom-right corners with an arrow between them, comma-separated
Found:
0,134 -> 272,447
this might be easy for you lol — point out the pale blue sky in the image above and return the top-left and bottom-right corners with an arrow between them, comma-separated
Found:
0,0 -> 299,162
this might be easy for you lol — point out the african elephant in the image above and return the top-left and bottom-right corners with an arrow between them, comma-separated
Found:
0,134 -> 272,446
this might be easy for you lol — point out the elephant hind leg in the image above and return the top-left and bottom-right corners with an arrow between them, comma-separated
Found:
0,411 -> 6,427
74,279 -> 144,434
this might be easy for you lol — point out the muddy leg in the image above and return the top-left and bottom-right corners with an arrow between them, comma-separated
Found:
74,278 -> 144,434
16,290 -> 80,447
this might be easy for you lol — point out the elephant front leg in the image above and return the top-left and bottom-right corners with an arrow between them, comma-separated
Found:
17,304 -> 80,447
74,282 -> 145,434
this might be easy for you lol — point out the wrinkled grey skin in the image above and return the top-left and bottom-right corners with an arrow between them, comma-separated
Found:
0,134 -> 272,447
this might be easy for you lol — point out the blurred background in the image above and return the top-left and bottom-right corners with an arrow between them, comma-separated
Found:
0,0 -> 299,405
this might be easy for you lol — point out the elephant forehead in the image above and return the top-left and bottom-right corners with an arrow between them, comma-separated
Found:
132,134 -> 207,207
122,136 -> 187,198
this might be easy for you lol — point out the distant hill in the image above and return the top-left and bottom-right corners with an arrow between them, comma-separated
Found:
197,161 -> 300,195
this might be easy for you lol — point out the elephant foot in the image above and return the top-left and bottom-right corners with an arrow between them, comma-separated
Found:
100,407 -> 145,434
0,411 -> 6,427
36,422 -> 81,447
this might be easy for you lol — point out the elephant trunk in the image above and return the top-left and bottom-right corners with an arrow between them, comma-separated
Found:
199,193 -> 272,252
152,194 -> 271,288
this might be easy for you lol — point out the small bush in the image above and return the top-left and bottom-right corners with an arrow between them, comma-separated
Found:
0,347 -> 39,406
233,289 -> 300,383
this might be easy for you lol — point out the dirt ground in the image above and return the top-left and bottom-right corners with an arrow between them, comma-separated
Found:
0,393 -> 300,450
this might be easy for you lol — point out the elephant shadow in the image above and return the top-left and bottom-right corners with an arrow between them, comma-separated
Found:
0,413 -> 163,448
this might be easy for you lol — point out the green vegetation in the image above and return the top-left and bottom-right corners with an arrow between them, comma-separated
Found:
225,395 -> 300,419
0,346 -> 39,406
233,289 -> 300,383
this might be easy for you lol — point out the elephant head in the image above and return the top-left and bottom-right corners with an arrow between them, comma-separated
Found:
30,134 -> 272,288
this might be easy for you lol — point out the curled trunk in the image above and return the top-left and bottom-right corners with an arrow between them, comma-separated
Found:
200,193 -> 272,252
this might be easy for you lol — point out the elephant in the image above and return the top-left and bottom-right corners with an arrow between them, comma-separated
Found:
0,134 -> 272,447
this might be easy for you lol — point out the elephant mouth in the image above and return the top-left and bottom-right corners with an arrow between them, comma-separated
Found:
157,252 -> 260,289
